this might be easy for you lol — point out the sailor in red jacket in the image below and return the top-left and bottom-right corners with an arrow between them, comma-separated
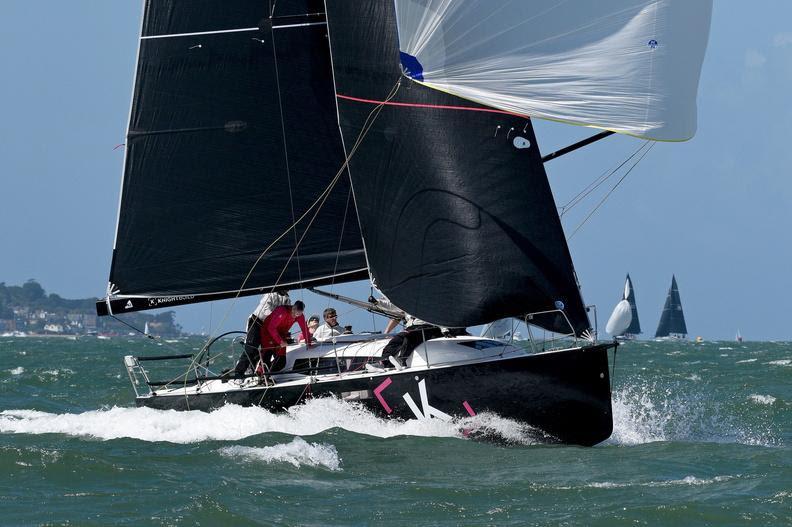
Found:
258,300 -> 313,374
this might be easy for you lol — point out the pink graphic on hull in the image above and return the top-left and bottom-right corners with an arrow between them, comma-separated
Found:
373,377 -> 393,414
462,401 -> 476,417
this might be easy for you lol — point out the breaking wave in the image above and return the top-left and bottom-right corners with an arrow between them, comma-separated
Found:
609,379 -> 779,447
219,438 -> 341,471
0,398 -> 538,445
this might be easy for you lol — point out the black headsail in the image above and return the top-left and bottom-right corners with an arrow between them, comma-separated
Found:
99,1 -> 367,315
323,1 -> 590,335
624,274 -> 642,335
655,275 -> 688,337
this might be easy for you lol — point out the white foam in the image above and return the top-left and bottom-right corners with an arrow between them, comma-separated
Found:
748,394 -> 776,405
767,359 -> 791,367
9,367 -> 24,375
218,437 -> 341,471
584,475 -> 734,489
736,358 -> 757,364
0,398 -> 532,444
608,379 -> 779,447
609,384 -> 670,444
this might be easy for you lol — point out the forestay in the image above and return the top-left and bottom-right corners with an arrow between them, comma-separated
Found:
394,0 -> 712,140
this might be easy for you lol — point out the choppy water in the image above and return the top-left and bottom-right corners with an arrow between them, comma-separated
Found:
1,337 -> 789,526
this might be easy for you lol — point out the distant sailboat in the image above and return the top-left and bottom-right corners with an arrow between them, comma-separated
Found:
736,329 -> 743,342
655,275 -> 688,339
619,274 -> 641,340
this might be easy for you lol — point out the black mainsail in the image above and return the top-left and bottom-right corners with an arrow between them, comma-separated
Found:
99,1 -> 367,315
623,274 -> 642,336
655,275 -> 688,338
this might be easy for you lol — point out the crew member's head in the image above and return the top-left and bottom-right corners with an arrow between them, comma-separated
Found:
292,300 -> 305,317
323,307 -> 338,327
307,315 -> 320,330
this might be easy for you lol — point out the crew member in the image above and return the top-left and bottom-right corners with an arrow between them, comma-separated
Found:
233,289 -> 290,376
313,307 -> 345,342
258,300 -> 312,374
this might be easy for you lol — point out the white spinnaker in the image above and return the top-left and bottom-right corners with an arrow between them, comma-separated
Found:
624,278 -> 631,300
394,0 -> 712,141
606,299 -> 633,336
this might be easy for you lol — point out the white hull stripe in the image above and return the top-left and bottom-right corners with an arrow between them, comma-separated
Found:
141,21 -> 327,40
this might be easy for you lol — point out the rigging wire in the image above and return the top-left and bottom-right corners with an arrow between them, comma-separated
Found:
271,28 -> 304,298
567,142 -> 655,241
559,140 -> 651,217
174,80 -> 403,385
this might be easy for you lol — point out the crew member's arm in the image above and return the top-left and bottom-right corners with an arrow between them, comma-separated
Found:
295,315 -> 313,347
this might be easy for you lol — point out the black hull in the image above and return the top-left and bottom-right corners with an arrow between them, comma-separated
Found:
137,344 -> 614,446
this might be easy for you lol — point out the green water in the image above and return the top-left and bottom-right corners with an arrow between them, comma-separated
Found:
1,337 -> 789,526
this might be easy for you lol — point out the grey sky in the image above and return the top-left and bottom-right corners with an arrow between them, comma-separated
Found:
1,2 -> 790,340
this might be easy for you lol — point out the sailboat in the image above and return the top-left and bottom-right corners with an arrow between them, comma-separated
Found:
736,329 -> 743,343
655,275 -> 688,340
617,274 -> 642,340
97,1 -> 711,446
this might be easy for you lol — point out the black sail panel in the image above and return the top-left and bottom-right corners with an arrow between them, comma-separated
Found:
624,274 -> 642,335
102,1 -> 367,315
655,275 -> 688,337
323,1 -> 589,334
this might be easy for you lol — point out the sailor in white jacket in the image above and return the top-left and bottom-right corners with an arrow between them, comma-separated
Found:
313,307 -> 345,342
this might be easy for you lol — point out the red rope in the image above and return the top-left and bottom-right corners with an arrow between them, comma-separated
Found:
336,93 -> 529,118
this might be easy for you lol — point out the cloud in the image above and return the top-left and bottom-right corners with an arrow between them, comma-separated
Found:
773,32 -> 792,47
744,49 -> 767,69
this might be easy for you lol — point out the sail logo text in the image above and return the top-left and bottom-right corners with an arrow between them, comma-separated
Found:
148,295 -> 195,307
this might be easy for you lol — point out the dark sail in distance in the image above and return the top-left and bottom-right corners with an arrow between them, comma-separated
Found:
99,0 -> 368,315
624,274 -> 641,335
655,275 -> 687,337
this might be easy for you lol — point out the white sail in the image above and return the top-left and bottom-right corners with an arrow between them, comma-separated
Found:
394,0 -> 712,140
606,299 -> 632,336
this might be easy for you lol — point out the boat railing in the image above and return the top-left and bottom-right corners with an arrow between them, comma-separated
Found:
522,309 -> 579,352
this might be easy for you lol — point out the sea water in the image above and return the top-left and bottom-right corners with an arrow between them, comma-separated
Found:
0,337 -> 789,526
